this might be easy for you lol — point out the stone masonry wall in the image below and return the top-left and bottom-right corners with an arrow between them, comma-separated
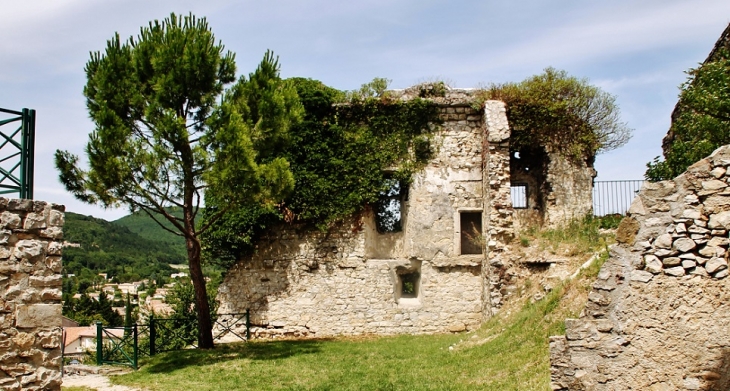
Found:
217,93 -> 514,337
0,199 -> 64,391
543,152 -> 596,228
550,146 -> 730,391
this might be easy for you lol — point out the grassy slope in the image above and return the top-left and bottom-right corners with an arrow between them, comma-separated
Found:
111,219 -> 612,391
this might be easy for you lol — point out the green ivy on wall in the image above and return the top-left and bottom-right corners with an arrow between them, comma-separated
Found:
201,78 -> 441,266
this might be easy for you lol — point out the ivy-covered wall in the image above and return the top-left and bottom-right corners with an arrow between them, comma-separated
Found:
216,91 -> 510,337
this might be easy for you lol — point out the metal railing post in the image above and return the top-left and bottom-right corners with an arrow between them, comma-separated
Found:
149,315 -> 156,356
246,309 -> 250,341
96,321 -> 103,365
133,324 -> 138,370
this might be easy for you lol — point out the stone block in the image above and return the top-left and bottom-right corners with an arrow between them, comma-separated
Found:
673,237 -> 697,252
13,240 -> 45,260
15,304 -> 61,328
664,266 -> 685,277
705,257 -> 728,274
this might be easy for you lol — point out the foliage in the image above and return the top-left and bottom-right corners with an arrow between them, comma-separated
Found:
63,291 -> 123,327
202,78 -> 441,264
54,13 -> 302,348
478,68 -> 632,161
62,212 -> 178,286
113,207 -> 187,258
646,50 -> 730,181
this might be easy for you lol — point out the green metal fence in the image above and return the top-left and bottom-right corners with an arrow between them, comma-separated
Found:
96,311 -> 250,369
0,107 -> 35,199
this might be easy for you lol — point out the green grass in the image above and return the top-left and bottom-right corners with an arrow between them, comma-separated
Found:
108,217 -> 611,391
112,267 -> 605,390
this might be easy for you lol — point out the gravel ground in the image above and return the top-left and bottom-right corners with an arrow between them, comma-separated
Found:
62,373 -> 143,391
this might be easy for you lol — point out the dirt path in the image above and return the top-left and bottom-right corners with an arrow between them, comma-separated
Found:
62,374 -> 143,391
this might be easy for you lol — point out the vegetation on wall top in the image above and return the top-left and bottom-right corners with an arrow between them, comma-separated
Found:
477,68 -> 632,162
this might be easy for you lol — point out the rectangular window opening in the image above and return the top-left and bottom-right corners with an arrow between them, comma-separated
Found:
375,177 -> 408,233
399,272 -> 420,299
511,184 -> 528,209
460,212 -> 483,255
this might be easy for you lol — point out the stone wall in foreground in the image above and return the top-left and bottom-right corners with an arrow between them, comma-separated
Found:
0,199 -> 64,391
550,146 -> 730,391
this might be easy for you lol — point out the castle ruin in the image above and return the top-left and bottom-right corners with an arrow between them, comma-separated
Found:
216,87 -> 596,338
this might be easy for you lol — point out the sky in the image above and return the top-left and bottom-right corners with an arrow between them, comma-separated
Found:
1,0 -> 729,221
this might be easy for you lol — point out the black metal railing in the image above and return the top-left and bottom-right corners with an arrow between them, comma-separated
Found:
593,180 -> 645,216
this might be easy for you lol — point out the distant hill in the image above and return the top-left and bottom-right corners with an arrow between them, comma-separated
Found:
113,207 -> 188,259
63,212 -> 185,283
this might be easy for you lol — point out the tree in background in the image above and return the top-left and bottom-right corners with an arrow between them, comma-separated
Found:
480,68 -> 632,161
646,50 -> 730,181
124,293 -> 133,335
54,13 -> 302,348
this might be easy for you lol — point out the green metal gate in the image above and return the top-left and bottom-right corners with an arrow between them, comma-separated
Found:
0,107 -> 35,199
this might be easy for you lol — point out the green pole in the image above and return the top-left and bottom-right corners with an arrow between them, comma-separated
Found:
149,315 -> 156,356
133,323 -> 138,370
19,109 -> 27,199
96,321 -> 103,365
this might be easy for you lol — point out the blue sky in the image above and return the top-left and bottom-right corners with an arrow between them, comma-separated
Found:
1,0 -> 728,220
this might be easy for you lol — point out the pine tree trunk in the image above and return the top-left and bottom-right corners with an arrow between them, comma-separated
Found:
186,234 -> 214,349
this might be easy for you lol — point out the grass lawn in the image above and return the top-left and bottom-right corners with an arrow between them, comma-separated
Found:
113,262 -> 603,391
110,219 -> 611,391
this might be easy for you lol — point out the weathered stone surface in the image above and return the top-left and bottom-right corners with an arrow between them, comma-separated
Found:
673,237 -> 697,252
551,145 -> 730,391
15,304 -> 61,328
664,266 -> 685,277
654,233 -> 673,249
644,255 -> 663,274
661,257 -> 681,267
630,270 -> 653,283
616,217 -> 639,244
705,257 -> 728,274
708,210 -> 730,229
0,198 -> 63,390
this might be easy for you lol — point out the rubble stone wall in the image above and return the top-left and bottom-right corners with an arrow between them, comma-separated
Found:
217,95 -> 513,337
543,153 -> 596,228
0,199 -> 64,391
550,146 -> 730,391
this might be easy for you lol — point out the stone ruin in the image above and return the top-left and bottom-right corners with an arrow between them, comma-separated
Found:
216,86 -> 597,338
0,199 -> 65,391
549,145 -> 730,390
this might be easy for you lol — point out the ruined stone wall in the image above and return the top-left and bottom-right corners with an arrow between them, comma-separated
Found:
217,94 -> 514,337
550,146 -> 730,391
543,153 -> 596,227
483,101 -> 514,312
0,199 -> 64,391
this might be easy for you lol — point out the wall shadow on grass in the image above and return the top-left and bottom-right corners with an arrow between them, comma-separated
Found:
141,339 -> 329,374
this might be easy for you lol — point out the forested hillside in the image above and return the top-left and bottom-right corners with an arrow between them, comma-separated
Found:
63,212 -> 184,286
113,207 -> 187,259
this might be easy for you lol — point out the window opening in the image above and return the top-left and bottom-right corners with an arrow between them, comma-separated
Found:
460,212 -> 482,255
399,272 -> 420,298
375,177 -> 407,233
511,184 -> 528,209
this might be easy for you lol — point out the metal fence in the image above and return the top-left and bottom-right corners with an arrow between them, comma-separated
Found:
0,107 -> 35,199
95,311 -> 250,369
593,180 -> 645,217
